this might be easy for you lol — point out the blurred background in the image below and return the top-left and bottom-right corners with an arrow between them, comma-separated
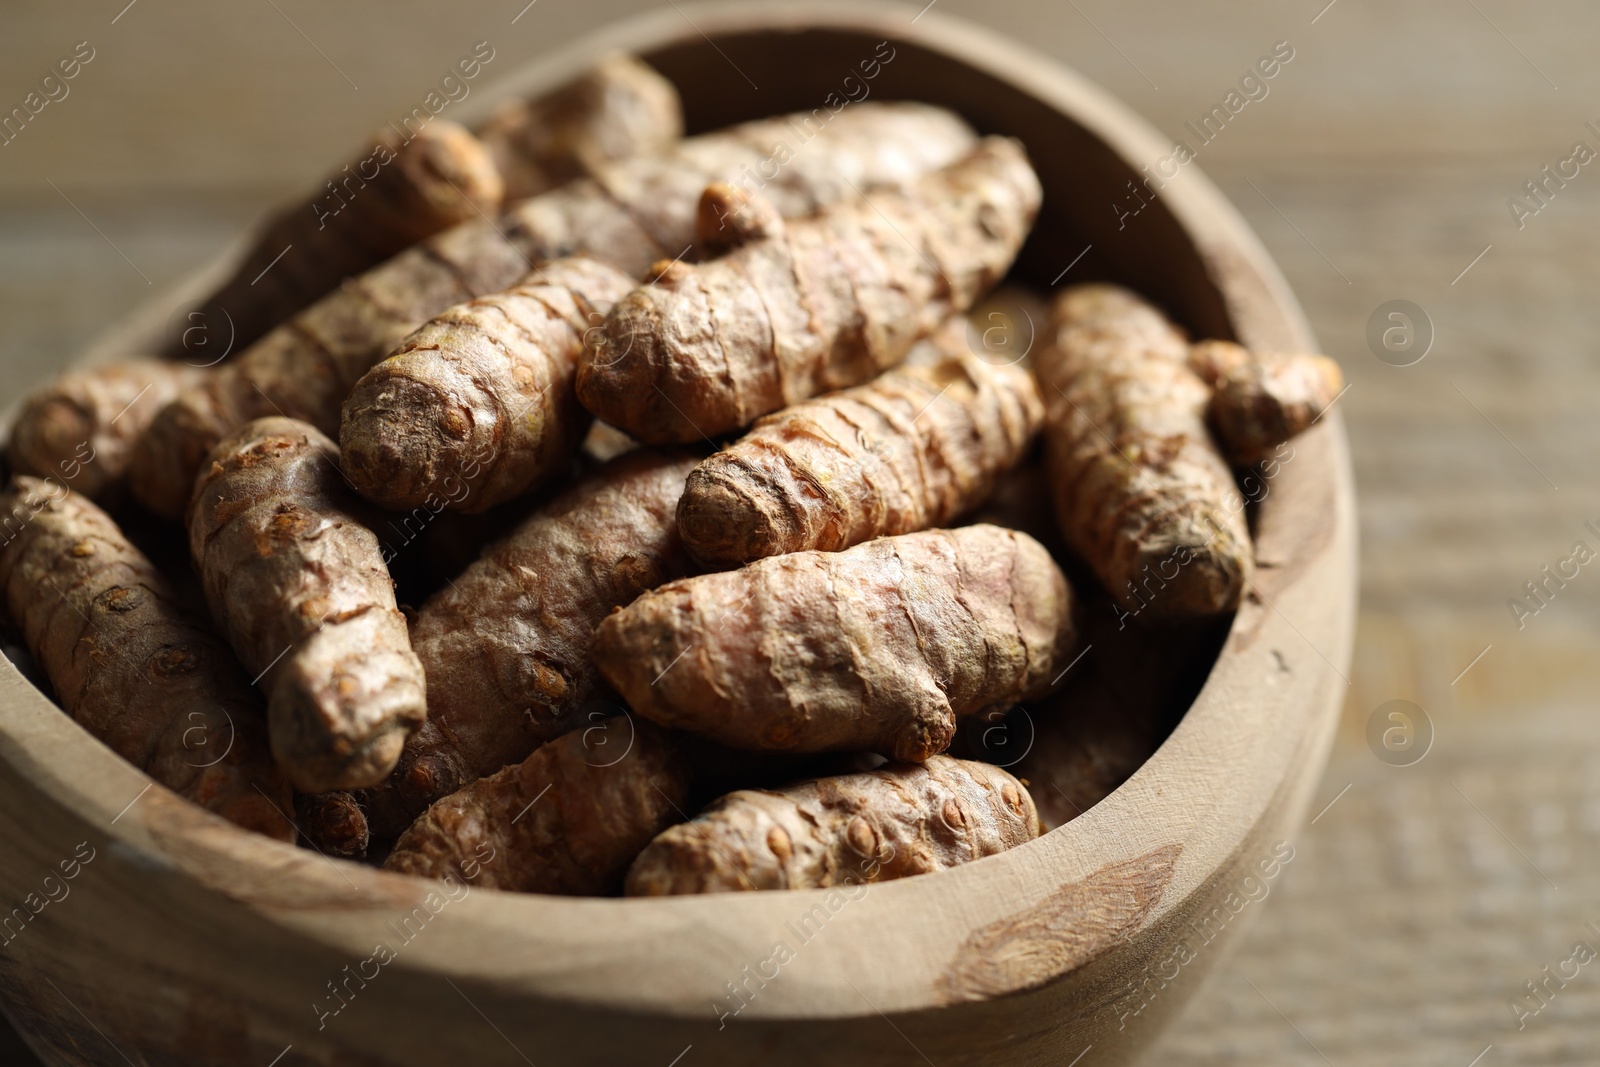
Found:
1,1 -> 1596,1063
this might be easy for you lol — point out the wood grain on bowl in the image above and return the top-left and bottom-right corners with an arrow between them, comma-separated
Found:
937,844 -> 1184,1005
0,4 -> 1353,1065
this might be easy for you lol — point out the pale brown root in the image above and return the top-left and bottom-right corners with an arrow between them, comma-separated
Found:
339,257 -> 635,513
1035,284 -> 1254,620
384,718 -> 693,895
7,360 -> 202,503
676,316 -> 1044,567
129,102 -> 976,521
477,54 -> 683,200
172,56 -> 679,356
174,121 -> 503,357
576,137 -> 1042,443
592,524 -> 1076,762
0,476 -> 293,840
625,755 -> 1038,895
1189,341 -> 1346,465
188,418 -> 425,793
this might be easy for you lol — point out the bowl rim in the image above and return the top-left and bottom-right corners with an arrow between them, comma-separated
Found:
0,0 -> 1355,1026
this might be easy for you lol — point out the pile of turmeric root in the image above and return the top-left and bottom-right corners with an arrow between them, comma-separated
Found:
0,56 -> 1342,897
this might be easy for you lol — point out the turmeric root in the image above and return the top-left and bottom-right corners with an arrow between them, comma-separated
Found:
1036,285 -> 1253,620
676,316 -> 1043,567
527,101 -> 975,268
1183,339 -> 1247,388
593,524 -> 1075,762
1187,340 -> 1344,466
339,256 -> 635,513
576,137 -> 1042,444
188,418 -> 425,793
129,218 -> 530,521
174,121 -> 503,358
351,449 -> 700,841
6,359 -> 203,502
295,791 -> 371,858
384,717 -> 693,895
625,755 -> 1038,895
0,476 -> 293,840
477,54 -> 683,201
128,102 -> 976,520
171,57 -> 678,357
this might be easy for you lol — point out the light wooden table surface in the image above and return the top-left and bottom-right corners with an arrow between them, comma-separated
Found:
2,2 -> 1597,1064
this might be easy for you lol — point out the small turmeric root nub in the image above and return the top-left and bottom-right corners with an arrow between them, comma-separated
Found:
625,755 -> 1039,895
1188,340 -> 1345,466
296,790 -> 371,858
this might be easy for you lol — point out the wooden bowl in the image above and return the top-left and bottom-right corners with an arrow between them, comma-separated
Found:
0,4 -> 1355,1065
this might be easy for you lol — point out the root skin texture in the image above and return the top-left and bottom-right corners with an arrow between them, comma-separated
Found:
384,718 -> 693,895
576,137 -> 1042,444
676,316 -> 1044,567
1188,340 -> 1345,466
592,524 -> 1075,762
339,257 -> 635,513
129,102 -> 975,521
625,755 -> 1039,895
188,417 -> 425,793
0,476 -> 293,839
1035,284 -> 1254,620
8,360 -> 203,503
350,449 -> 700,843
